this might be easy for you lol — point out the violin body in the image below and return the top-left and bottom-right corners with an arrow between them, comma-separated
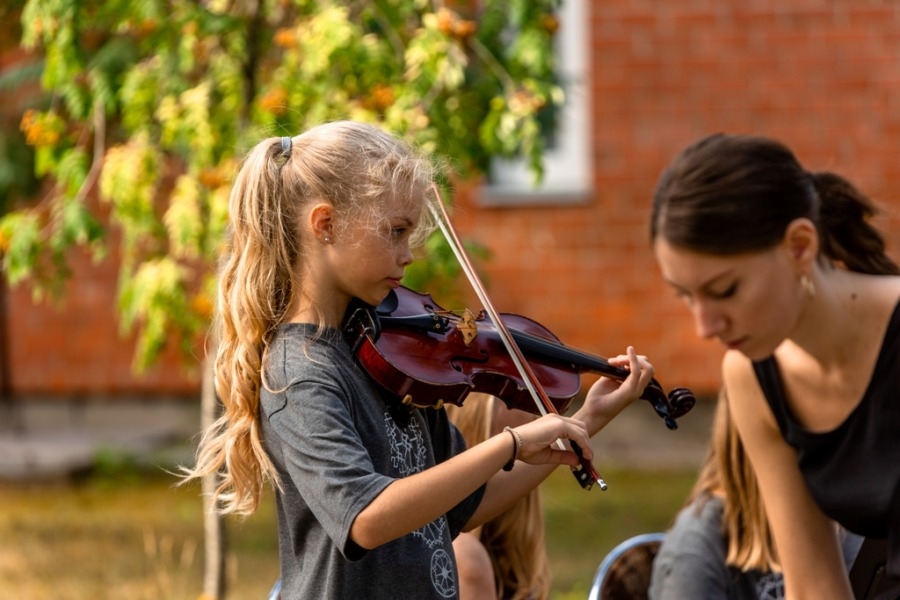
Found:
344,285 -> 695,429
344,286 -> 580,414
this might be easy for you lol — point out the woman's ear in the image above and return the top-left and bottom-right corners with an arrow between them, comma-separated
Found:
308,202 -> 334,243
783,217 -> 819,268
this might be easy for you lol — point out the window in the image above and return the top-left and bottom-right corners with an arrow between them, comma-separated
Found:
480,0 -> 591,205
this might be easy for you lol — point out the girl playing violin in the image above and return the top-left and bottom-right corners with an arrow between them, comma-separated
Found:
182,120 -> 656,599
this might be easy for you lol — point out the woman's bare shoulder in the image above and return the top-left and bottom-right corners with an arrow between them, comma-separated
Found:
721,350 -> 780,435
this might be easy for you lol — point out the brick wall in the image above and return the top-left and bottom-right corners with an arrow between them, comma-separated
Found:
5,245 -> 202,397
453,0 -> 900,398
6,0 -> 900,400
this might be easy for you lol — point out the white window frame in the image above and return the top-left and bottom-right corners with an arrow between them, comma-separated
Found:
479,0 -> 591,205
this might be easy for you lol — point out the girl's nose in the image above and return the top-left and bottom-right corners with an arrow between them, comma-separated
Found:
398,245 -> 414,267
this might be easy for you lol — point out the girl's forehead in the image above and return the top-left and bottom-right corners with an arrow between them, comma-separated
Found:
382,192 -> 423,218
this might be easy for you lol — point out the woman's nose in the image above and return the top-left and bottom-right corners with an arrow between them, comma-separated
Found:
693,302 -> 726,340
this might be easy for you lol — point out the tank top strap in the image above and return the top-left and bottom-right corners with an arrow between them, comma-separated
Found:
752,356 -> 796,444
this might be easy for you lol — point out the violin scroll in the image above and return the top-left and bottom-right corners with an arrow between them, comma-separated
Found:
641,384 -> 696,430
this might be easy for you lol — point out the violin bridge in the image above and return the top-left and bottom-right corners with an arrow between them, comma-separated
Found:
457,308 -> 478,346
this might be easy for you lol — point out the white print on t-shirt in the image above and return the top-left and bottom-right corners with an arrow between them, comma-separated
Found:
385,412 -> 457,598
756,571 -> 785,600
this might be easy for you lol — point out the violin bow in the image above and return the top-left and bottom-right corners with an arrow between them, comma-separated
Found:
427,183 -> 607,491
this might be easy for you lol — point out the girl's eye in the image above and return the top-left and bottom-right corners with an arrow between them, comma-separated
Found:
391,226 -> 407,238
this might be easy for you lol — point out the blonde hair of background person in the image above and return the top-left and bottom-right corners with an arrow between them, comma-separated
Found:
650,388 -> 782,600
179,120 -> 657,599
652,389 -> 862,600
688,388 -> 778,572
446,393 -> 551,600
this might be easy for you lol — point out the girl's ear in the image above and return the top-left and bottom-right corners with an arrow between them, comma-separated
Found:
783,217 -> 819,268
308,202 -> 334,243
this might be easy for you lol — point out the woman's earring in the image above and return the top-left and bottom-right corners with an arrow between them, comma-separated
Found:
801,273 -> 816,298
323,235 -> 332,244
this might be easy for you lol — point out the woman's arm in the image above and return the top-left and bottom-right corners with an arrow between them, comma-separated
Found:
723,350 -> 853,600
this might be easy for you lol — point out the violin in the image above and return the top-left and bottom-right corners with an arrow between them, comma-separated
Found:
345,183 -> 695,491
344,285 -> 695,429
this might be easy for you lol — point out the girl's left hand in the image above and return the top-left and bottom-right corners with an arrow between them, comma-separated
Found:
575,346 -> 654,435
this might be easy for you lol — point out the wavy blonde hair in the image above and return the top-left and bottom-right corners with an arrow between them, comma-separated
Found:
687,388 -> 780,572
445,393 -> 552,600
183,121 -> 436,515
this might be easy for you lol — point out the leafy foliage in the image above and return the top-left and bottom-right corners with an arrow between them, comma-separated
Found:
4,0 -> 562,370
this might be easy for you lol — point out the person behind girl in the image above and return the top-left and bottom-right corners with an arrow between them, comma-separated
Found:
445,392 -> 551,600
181,120 -> 657,599
650,388 -> 862,600
650,387 -> 784,600
649,132 -> 900,599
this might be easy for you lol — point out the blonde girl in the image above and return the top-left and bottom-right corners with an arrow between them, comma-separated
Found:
184,120 -> 656,599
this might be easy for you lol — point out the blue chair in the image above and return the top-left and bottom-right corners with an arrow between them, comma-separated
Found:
588,532 -> 665,600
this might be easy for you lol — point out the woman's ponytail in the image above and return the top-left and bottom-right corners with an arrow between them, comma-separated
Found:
811,172 -> 899,276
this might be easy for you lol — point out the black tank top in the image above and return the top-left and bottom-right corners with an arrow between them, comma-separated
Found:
752,302 -> 900,582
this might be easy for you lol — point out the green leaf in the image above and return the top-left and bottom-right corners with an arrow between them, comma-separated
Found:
164,175 -> 203,260
0,211 -> 41,284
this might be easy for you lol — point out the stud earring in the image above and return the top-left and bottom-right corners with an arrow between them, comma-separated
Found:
800,273 -> 816,298
323,235 -> 332,244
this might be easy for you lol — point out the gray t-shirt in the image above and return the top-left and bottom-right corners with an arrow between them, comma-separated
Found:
649,495 -> 785,600
260,324 -> 484,599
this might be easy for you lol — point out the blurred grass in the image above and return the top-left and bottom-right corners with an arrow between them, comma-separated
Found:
543,464 -> 696,599
0,461 -> 696,599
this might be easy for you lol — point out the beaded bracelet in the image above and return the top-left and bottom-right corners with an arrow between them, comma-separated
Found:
502,426 -> 522,471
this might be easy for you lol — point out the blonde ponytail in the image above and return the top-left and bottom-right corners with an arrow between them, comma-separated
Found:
183,121 -> 437,515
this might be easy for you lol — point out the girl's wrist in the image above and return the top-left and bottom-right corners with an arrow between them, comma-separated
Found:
573,406 -> 609,437
501,426 -> 521,471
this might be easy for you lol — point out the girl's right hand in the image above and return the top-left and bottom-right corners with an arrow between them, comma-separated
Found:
509,413 -> 593,469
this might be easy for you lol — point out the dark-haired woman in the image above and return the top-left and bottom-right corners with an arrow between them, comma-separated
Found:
649,133 -> 900,600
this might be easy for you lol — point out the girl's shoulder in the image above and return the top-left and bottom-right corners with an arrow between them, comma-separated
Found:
266,324 -> 353,383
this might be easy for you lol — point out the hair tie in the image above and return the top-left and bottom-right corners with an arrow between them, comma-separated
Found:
280,136 -> 293,158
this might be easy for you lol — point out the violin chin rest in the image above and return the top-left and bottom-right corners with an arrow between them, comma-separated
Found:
376,289 -> 399,315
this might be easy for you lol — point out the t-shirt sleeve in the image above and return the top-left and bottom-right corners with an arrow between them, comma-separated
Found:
649,499 -> 731,600
264,378 -> 394,561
